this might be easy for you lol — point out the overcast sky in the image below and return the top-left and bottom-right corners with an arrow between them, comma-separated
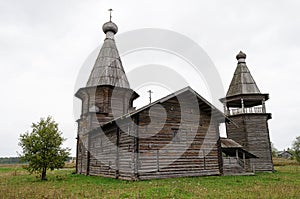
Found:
0,0 -> 299,157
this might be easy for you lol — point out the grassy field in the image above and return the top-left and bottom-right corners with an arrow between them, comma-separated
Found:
0,162 -> 299,198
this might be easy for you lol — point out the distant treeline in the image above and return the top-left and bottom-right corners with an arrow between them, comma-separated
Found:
0,157 -> 20,164
0,157 -> 75,164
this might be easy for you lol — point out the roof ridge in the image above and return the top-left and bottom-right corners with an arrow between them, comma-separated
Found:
100,86 -> 225,127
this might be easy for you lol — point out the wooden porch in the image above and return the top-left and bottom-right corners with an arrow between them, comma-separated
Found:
221,138 -> 257,175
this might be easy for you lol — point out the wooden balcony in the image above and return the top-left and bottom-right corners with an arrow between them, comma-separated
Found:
227,107 -> 265,116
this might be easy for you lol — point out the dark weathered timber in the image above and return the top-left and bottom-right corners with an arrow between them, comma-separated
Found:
76,86 -> 224,180
221,51 -> 274,173
75,19 -> 266,180
115,127 -> 120,179
75,84 -> 139,177
226,114 -> 273,172
217,137 -> 223,175
133,92 -> 222,180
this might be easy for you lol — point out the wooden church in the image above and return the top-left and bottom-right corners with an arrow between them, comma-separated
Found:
75,17 -> 273,180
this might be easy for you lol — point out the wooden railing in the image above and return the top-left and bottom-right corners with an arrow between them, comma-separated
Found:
237,158 -> 245,168
228,107 -> 264,116
223,157 -> 245,169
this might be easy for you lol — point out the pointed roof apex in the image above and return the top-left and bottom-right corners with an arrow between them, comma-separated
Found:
236,51 -> 246,63
226,52 -> 261,97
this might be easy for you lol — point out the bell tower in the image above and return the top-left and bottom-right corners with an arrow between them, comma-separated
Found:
75,13 -> 139,174
220,51 -> 273,172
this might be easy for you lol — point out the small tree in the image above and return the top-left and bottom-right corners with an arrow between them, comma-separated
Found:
292,136 -> 300,163
18,116 -> 70,180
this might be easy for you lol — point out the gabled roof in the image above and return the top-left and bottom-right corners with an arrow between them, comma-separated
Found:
226,51 -> 261,97
86,21 -> 130,89
277,151 -> 293,156
101,86 -> 226,127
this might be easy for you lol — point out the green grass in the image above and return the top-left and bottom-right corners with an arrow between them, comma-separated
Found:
0,165 -> 300,198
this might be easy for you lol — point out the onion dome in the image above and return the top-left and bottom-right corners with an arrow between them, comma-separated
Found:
102,21 -> 118,34
236,51 -> 247,63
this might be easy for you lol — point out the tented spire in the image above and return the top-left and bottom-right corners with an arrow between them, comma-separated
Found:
86,18 -> 130,88
226,51 -> 261,97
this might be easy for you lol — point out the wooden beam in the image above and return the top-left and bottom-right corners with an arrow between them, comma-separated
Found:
203,149 -> 206,170
243,152 -> 246,169
115,127 -> 120,179
156,149 -> 160,172
133,114 -> 139,179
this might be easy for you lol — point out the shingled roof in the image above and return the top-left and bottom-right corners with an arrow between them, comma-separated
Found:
226,51 -> 261,97
86,21 -> 130,88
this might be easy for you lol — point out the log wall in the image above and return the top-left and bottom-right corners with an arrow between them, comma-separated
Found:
137,95 -> 221,180
75,85 -> 137,176
76,136 -> 89,175
226,114 -> 273,172
77,90 -> 223,180
88,120 -> 136,180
